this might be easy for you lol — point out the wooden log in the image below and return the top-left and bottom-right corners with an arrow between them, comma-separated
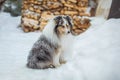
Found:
41,11 -> 54,20
79,13 -> 90,16
64,3 -> 74,8
23,28 -> 29,32
33,26 -> 39,30
29,7 -> 34,11
68,0 -> 77,3
64,11 -> 78,15
73,29 -> 83,35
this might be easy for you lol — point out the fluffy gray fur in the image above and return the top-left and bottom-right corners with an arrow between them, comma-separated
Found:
27,35 -> 59,69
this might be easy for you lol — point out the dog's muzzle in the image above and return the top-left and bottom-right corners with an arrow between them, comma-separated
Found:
67,31 -> 70,34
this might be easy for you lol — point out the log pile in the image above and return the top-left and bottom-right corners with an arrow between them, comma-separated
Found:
21,0 -> 91,35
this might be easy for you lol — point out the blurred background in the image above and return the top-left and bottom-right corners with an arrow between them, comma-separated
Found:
0,0 -> 22,16
0,0 -> 120,18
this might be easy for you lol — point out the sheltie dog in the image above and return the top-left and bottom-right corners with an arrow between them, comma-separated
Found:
27,16 -> 73,69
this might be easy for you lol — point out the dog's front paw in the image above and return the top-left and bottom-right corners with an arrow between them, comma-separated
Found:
48,64 -> 55,68
60,59 -> 66,64
53,63 -> 61,68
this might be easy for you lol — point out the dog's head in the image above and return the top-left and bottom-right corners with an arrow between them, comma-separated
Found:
54,16 -> 73,37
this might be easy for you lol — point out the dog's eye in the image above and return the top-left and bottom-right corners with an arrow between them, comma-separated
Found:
66,24 -> 68,27
62,26 -> 65,28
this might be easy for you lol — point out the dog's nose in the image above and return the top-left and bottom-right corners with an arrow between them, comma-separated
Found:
67,31 -> 70,34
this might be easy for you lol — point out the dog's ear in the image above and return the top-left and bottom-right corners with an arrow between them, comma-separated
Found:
65,16 -> 75,35
54,16 -> 63,25
66,16 -> 73,27
54,16 -> 63,38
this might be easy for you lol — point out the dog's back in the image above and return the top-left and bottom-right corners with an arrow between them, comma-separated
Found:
27,35 -> 57,69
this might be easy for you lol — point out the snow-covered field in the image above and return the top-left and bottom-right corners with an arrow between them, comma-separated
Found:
0,13 -> 120,80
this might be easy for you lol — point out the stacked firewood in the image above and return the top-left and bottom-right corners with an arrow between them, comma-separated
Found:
72,16 -> 91,35
21,0 -> 91,35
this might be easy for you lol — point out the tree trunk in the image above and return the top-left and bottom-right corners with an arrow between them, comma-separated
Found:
0,0 -> 6,10
95,0 -> 112,19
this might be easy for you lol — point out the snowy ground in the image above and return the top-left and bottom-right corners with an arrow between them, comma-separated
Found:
0,13 -> 120,80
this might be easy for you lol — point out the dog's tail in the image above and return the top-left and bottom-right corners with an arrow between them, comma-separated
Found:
26,49 -> 55,69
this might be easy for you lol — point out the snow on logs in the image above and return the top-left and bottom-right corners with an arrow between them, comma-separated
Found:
21,0 -> 91,35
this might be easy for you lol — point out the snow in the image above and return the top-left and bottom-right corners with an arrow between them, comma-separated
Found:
0,12 -> 120,80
